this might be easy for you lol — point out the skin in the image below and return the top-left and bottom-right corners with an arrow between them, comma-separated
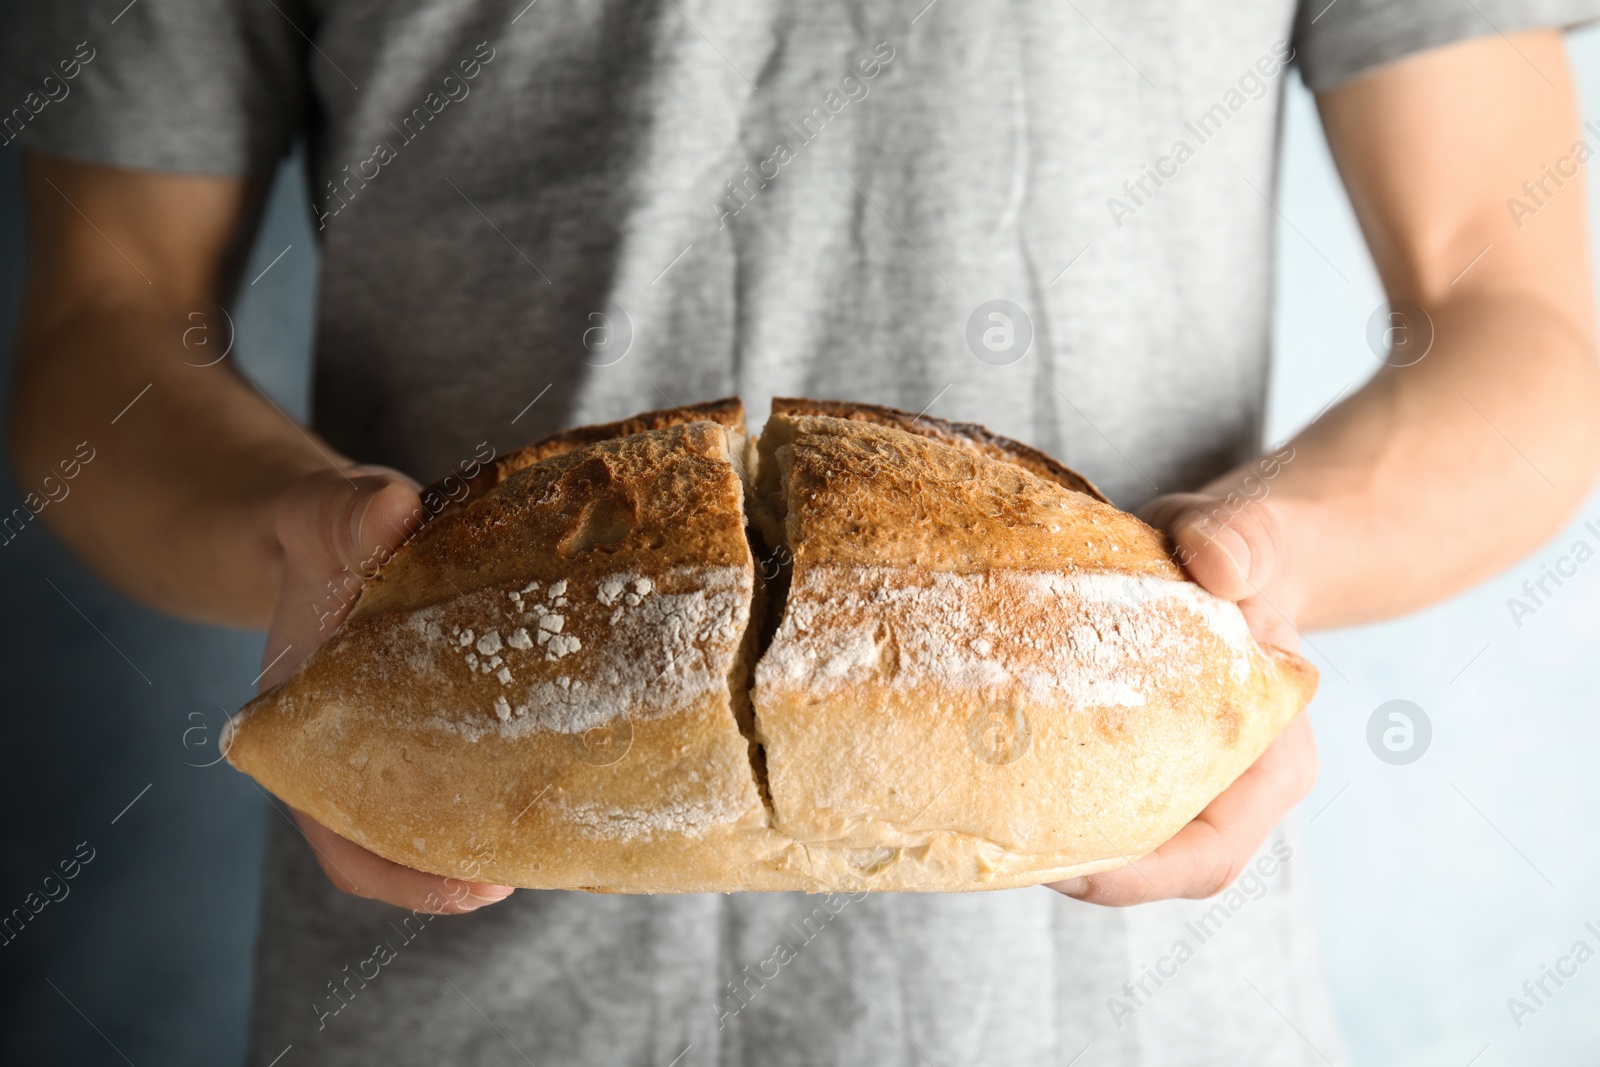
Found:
10,30 -> 1598,914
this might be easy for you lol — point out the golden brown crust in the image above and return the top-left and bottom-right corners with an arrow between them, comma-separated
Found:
421,397 -> 745,518
225,403 -> 1317,894
771,396 -> 1109,503
765,413 -> 1168,576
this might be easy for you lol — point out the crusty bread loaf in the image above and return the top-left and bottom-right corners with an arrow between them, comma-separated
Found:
224,400 -> 1317,893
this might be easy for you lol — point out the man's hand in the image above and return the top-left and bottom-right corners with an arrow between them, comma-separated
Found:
10,154 -> 515,916
261,466 -> 515,915
1050,27 -> 1600,905
1046,494 -> 1318,905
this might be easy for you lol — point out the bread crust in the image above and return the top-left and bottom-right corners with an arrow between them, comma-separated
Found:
770,396 -> 1109,502
225,404 -> 1317,893
421,397 -> 745,518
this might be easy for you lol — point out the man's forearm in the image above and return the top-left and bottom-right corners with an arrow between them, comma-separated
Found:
1207,288 -> 1600,632
1186,30 -> 1600,636
10,293 -> 339,628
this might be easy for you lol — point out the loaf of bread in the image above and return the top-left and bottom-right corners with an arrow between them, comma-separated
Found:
223,399 -> 1316,893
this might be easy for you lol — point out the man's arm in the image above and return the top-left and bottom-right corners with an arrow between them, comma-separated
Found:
11,155 -> 321,625
9,153 -> 510,913
1221,26 -> 1600,631
1054,29 -> 1600,905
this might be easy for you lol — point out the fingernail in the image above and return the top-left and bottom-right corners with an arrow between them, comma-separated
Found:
463,886 -> 514,907
1051,877 -> 1089,898
349,484 -> 383,552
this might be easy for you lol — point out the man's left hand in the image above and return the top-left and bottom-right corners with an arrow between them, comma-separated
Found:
1046,493 -> 1318,905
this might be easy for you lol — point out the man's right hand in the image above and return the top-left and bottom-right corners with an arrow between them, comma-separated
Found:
12,154 -> 514,916
260,466 -> 516,915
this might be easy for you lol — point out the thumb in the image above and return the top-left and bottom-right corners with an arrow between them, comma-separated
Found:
275,465 -> 424,581
261,466 -> 424,690
1138,493 -> 1282,603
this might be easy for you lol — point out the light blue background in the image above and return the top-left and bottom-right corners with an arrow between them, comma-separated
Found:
1,20 -> 1598,1067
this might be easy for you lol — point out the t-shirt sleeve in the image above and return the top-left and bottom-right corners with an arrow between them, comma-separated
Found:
1293,0 -> 1600,92
0,0 -> 310,175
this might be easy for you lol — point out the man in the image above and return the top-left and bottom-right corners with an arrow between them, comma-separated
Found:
7,0 -> 1598,1062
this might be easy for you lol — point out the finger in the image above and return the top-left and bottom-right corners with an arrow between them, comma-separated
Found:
276,465 -> 425,581
1048,712 -> 1317,906
263,469 -> 427,688
1141,494 -> 1300,649
292,809 -> 514,915
1138,493 -> 1282,604
1236,596 -> 1303,653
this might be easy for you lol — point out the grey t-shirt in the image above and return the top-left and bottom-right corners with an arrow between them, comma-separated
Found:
7,1 -> 1596,1063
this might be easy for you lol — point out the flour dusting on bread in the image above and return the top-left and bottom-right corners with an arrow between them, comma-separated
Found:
398,565 -> 750,740
556,790 -> 750,841
758,566 -> 1255,709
